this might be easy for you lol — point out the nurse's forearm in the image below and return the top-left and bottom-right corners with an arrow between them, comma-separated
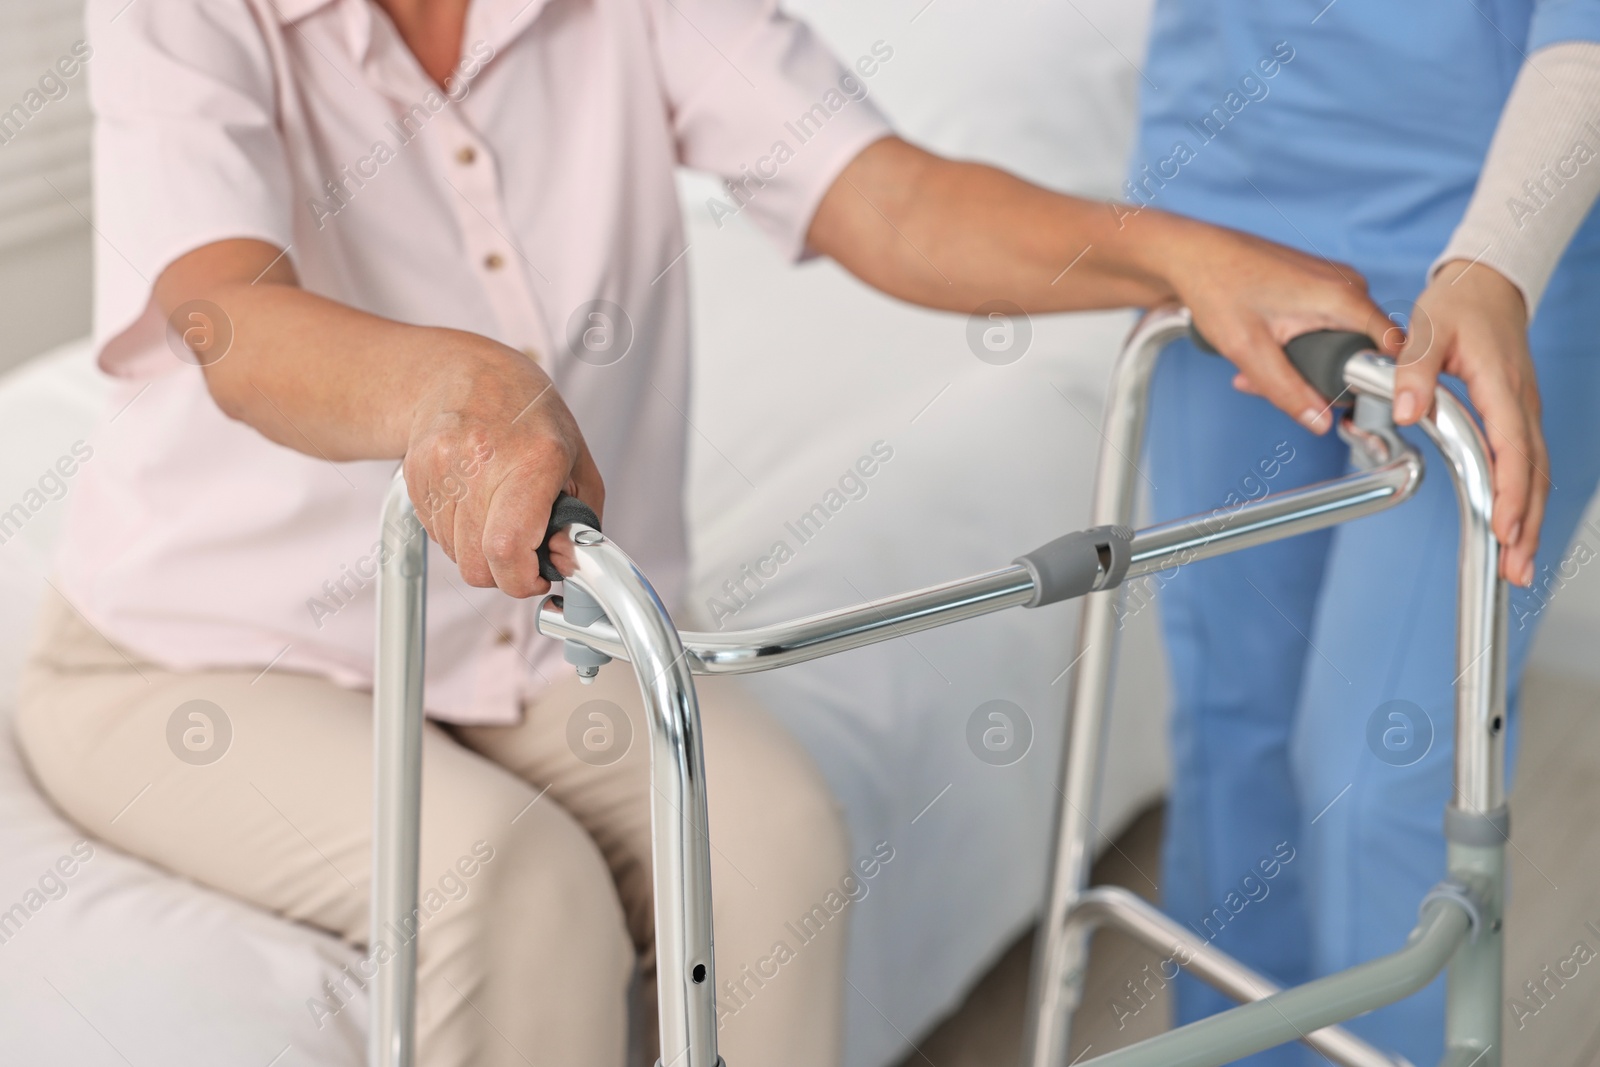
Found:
1388,42 -> 1600,587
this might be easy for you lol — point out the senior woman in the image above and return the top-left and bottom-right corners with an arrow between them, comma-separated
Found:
15,1 -> 1395,1065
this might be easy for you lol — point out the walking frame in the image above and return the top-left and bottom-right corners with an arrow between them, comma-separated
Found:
369,304 -> 1508,1067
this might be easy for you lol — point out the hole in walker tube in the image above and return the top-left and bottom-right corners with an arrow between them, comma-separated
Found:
691,963 -> 707,984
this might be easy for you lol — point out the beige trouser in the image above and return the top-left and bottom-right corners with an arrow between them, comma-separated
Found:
14,594 -> 850,1067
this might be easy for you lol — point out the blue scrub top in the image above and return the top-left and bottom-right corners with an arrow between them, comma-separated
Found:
1134,0 -> 1600,303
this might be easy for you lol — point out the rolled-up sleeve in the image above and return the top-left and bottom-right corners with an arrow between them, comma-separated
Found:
1529,0 -> 1600,50
646,0 -> 894,259
88,0 -> 294,378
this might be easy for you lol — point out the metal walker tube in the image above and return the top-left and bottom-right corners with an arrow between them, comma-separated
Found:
561,529 -> 723,1067
369,483 -> 721,1067
371,475 -> 427,1067
1020,305 -> 1191,1067
533,441 -> 1423,679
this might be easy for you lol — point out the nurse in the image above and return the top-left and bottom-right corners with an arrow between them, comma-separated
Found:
1134,3 -> 1600,1062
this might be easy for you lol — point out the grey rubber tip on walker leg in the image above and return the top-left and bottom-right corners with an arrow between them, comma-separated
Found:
1014,525 -> 1134,608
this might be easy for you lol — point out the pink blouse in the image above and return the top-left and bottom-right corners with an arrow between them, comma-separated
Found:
59,0 -> 890,722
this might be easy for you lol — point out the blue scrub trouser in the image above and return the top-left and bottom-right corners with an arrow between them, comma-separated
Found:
1144,260 -> 1600,1067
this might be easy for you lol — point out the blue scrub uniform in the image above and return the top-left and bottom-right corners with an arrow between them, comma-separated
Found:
1134,3 -> 1600,1063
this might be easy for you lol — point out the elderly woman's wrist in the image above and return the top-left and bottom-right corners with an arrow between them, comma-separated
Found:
404,330 -> 550,438
1112,208 -> 1206,302
414,329 -> 537,392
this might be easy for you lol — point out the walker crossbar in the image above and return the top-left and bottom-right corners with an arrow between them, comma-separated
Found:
1065,892 -> 1478,1067
532,414 -> 1420,677
370,304 -> 1508,1067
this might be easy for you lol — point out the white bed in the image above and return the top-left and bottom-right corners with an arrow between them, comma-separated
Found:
0,346 -> 369,1066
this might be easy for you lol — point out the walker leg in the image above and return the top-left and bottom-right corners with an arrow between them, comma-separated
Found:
1423,384 -> 1511,1067
563,528 -> 723,1067
1026,324 -> 1512,1067
371,475 -> 428,1067
370,481 -> 721,1067
1022,308 -> 1191,1067
1441,840 -> 1504,1067
1021,576 -> 1123,1067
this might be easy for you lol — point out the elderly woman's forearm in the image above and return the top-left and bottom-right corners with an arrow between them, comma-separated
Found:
198,284 -> 478,458
154,240 -> 529,462
807,136 -> 1186,312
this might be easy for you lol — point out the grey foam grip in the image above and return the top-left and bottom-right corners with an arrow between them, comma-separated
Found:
1015,525 -> 1134,608
1190,325 -> 1378,405
538,493 -> 601,582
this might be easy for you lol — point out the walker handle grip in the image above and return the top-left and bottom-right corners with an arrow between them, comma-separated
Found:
1190,326 -> 1378,404
538,493 -> 601,582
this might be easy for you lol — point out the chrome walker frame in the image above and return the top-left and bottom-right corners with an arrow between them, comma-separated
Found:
369,305 -> 1507,1067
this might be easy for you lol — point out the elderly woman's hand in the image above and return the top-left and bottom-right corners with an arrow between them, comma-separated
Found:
1158,218 -> 1401,433
810,137 -> 1395,436
156,237 -> 604,598
404,343 -> 604,596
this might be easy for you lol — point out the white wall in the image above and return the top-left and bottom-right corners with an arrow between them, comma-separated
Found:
0,0 -> 93,373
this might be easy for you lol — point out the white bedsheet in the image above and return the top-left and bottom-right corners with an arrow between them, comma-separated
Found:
0,347 -> 367,1067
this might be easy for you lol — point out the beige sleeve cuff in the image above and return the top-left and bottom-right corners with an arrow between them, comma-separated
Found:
1432,41 -> 1600,315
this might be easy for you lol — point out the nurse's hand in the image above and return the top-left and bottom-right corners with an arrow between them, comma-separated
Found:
1395,260 -> 1543,587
